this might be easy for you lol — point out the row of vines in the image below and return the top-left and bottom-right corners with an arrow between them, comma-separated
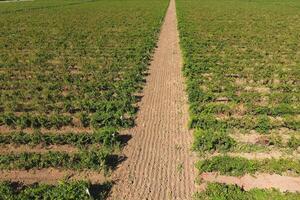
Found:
0,0 -> 169,198
176,0 -> 300,198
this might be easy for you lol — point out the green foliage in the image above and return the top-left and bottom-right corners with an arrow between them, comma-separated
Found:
287,136 -> 300,149
255,115 -> 271,134
196,156 -> 300,176
0,180 -> 111,200
177,0 -> 300,180
189,113 -> 227,130
251,104 -> 299,116
0,149 -> 109,170
0,113 -> 73,129
0,1 -> 169,195
194,183 -> 300,200
79,112 -> 90,128
0,0 -> 169,132
0,128 -> 119,147
196,156 -> 258,176
283,116 -> 300,130
193,129 -> 235,153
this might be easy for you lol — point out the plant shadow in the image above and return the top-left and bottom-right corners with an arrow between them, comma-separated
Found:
107,154 -> 127,171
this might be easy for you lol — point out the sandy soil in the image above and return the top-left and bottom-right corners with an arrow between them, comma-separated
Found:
228,151 -> 300,160
200,172 -> 300,192
0,169 -> 106,184
209,151 -> 300,160
108,0 -> 196,199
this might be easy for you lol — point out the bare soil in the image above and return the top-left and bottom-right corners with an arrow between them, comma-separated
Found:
108,0 -> 196,199
200,172 -> 300,192
210,151 -> 300,160
0,169 -> 106,184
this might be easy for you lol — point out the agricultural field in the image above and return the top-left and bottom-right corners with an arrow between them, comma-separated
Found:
1,0 -> 300,198
176,0 -> 300,198
0,0 -> 168,198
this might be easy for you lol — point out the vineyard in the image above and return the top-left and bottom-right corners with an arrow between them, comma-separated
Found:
177,0 -> 300,198
1,0 -> 300,199
0,0 -> 168,198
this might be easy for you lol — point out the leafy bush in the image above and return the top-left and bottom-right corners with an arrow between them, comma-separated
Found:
79,112 -> 90,127
193,129 -> 235,153
196,156 -> 258,176
255,115 -> 271,134
196,156 -> 300,176
287,136 -> 300,149
0,128 -> 119,147
0,180 -> 111,200
0,113 -> 73,130
0,150 -> 109,170
283,116 -> 300,130
189,113 -> 227,130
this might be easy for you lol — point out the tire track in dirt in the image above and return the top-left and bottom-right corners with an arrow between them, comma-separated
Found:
108,0 -> 196,199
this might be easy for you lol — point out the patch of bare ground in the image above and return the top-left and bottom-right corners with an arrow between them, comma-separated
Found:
108,0 -> 196,199
209,151 -> 300,160
235,77 -> 247,86
230,131 -> 263,144
215,97 -> 230,103
199,172 -> 300,192
0,169 -> 106,185
244,86 -> 271,94
0,144 -> 78,154
271,127 -> 298,136
229,152 -> 300,160
229,130 -> 298,145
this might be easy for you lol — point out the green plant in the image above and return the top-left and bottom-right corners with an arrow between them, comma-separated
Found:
196,156 -> 300,176
287,136 -> 300,149
0,180 -> 112,200
196,156 -> 258,176
255,115 -> 271,134
193,129 -> 235,153
0,149 -> 110,171
0,128 -> 119,147
194,183 -> 300,200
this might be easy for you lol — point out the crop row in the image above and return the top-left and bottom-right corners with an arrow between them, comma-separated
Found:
0,111 -> 134,129
190,113 -> 299,133
0,0 -> 168,132
0,128 -> 118,147
0,180 -> 111,200
0,149 -> 110,171
0,0 -> 169,198
195,182 -> 300,200
177,0 -> 300,197
193,129 -> 300,154
197,155 -> 300,177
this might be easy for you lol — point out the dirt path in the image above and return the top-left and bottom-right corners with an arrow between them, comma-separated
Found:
200,172 -> 300,192
0,169 -> 106,184
108,0 -> 196,199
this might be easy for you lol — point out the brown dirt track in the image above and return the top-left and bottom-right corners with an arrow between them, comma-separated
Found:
108,0 -> 196,199
200,172 -> 300,193
0,169 -> 106,185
